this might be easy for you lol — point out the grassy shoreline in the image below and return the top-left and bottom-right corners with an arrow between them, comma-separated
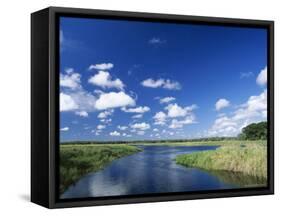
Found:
60,140 -> 267,194
61,140 -> 266,147
176,142 -> 267,180
130,140 -> 266,146
60,144 -> 141,194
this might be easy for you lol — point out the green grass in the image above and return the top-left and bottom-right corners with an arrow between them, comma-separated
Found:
176,141 -> 267,180
60,144 -> 141,194
130,140 -> 266,146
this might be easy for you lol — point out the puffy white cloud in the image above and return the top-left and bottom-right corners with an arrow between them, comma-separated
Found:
100,118 -> 112,123
65,68 -> 74,74
60,66 -> 101,115
256,66 -> 267,86
97,125 -> 106,130
60,67 -> 97,113
67,91 -> 96,112
131,122 -> 150,130
60,69 -> 81,90
110,131 -> 120,136
233,90 -> 267,121
75,111 -> 88,117
207,116 -> 239,137
163,79 -> 181,90
121,106 -> 150,113
153,128 -> 159,132
165,103 -> 197,118
215,98 -> 230,111
141,78 -> 181,90
132,114 -> 143,119
153,111 -> 167,125
88,71 -> 124,90
88,63 -> 114,70
60,127 -> 69,131
117,125 -> 128,130
60,93 -> 78,111
159,97 -> 176,104
169,115 -> 196,129
95,91 -> 135,110
97,110 -> 114,119
141,78 -> 164,88
208,90 -> 267,137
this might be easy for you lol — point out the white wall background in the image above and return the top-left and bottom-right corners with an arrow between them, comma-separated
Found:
0,0 -> 279,214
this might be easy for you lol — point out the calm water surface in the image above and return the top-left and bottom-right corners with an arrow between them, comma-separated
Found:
62,145 -> 248,198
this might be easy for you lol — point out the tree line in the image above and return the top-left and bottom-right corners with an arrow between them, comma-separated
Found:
238,121 -> 267,140
61,121 -> 267,145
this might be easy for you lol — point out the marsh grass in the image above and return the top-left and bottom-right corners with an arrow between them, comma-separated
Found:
176,142 -> 267,179
207,170 -> 267,187
60,144 -> 141,194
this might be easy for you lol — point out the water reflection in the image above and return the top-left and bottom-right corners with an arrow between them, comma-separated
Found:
62,145 -> 264,199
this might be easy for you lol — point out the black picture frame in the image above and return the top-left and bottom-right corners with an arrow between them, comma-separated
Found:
31,6 -> 274,209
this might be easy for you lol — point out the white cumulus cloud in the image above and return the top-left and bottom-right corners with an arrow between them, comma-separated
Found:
97,110 -> 114,119
60,68 -> 97,113
88,63 -> 114,70
75,111 -> 88,117
95,91 -> 135,110
97,125 -> 106,130
215,98 -> 230,111
100,118 -> 112,124
141,78 -> 181,90
110,131 -> 120,136
117,125 -> 128,130
165,103 -> 197,118
208,90 -> 267,137
89,71 -> 124,90
256,66 -> 267,86
163,79 -> 181,90
60,92 -> 78,111
131,122 -> 150,130
121,106 -> 150,113
60,127 -> 69,131
63,91 -> 96,112
153,111 -> 167,125
132,114 -> 143,119
60,68 -> 81,90
159,97 -> 176,104
141,78 -> 164,88
169,115 -> 196,129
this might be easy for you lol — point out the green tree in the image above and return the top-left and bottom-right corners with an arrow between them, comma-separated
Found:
239,121 -> 267,140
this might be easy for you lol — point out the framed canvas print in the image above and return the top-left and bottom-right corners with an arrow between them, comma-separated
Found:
31,7 -> 274,208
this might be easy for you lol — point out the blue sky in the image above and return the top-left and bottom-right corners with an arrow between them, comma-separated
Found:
59,17 -> 267,142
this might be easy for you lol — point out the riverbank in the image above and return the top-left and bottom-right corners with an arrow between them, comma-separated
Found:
60,144 -> 141,194
61,140 -> 265,147
131,140 -> 266,147
176,142 -> 267,180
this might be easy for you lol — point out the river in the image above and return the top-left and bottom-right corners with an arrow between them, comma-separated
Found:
62,145 -> 260,199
